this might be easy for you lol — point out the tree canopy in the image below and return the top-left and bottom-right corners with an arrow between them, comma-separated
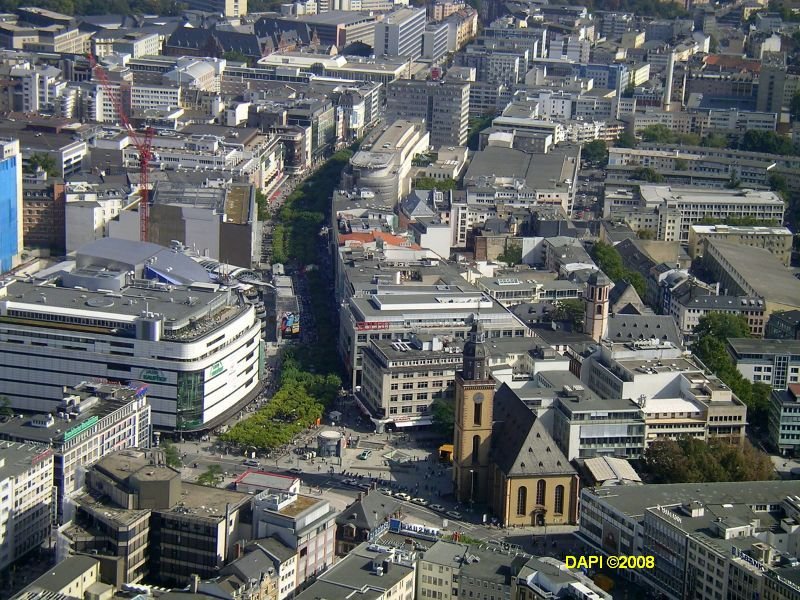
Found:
161,441 -> 182,468
271,148 -> 352,265
431,398 -> 455,436
739,130 -> 797,156
414,177 -> 457,192
197,464 -> 223,487
497,241 -> 523,266
644,437 -> 774,483
691,313 -> 771,428
550,298 -> 585,330
640,124 -> 700,146
25,152 -> 59,177
2,0 -> 186,15
582,140 -> 608,165
590,242 -> 647,298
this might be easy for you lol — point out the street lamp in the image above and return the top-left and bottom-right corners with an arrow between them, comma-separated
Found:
469,469 -> 475,508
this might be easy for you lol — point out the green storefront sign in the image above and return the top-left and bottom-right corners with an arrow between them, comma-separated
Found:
209,362 -> 225,379
140,368 -> 167,383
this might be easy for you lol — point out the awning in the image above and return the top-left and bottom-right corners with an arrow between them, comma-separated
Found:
394,417 -> 433,428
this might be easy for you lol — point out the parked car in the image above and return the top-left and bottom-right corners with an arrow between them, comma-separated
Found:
243,459 -> 260,467
379,488 -> 394,496
343,478 -> 359,487
446,511 -> 463,520
357,450 -> 372,460
288,467 -> 303,475
411,497 -> 429,507
395,492 -> 412,502
429,504 -> 445,512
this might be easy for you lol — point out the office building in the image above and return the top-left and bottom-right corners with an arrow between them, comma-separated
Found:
688,224 -> 793,266
12,555 -> 102,600
703,239 -> 800,317
0,381 -> 150,523
348,120 -> 430,202
386,79 -> 470,147
254,489 -> 338,590
0,138 -> 22,274
422,23 -> 449,62
669,294 -> 766,338
64,448 -> 251,586
769,383 -> 800,456
338,275 -> 528,388
579,480 -> 800,600
0,238 -> 263,430
638,186 -> 786,243
727,338 -> 800,391
21,177 -> 66,254
0,441 -> 53,571
582,339 -> 748,448
374,8 -> 426,59
147,182 -> 259,267
767,310 -> 800,340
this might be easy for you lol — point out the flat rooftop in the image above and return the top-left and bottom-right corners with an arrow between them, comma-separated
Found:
1,279 -> 241,341
639,185 -> 784,206
465,146 -> 579,192
728,337 -> 800,356
707,240 -> 800,309
0,441 -> 51,480
586,480 -> 800,518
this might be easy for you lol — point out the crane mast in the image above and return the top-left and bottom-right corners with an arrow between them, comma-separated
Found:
88,55 -> 155,242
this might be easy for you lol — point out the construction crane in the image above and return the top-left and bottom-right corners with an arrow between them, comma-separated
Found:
88,54 -> 155,243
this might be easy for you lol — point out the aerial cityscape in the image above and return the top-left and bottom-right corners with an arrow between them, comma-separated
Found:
2,0 -> 800,598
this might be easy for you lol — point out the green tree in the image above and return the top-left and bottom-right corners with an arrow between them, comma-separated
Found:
641,124 -> 675,144
702,133 -> 729,148
223,50 -> 248,64
645,437 -> 774,483
769,173 -> 790,201
431,398 -> 455,436
197,464 -> 224,487
582,139 -> 608,165
591,242 -> 625,281
0,396 -> 12,418
674,158 -> 689,171
615,131 -> 637,149
497,241 -> 523,266
26,152 -> 58,177
414,177 -> 457,191
740,130 -> 796,155
637,228 -> 655,239
550,298 -> 585,329
467,115 -> 494,151
693,313 -> 750,341
161,441 -> 182,468
633,167 -> 664,183
791,92 -> 800,122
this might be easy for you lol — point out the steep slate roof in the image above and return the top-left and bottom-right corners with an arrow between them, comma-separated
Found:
608,281 -> 646,315
335,490 -> 400,530
491,385 -> 575,478
606,313 -> 683,347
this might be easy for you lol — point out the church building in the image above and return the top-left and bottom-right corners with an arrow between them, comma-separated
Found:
453,321 -> 580,527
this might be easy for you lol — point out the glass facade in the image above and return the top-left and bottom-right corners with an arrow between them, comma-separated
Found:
176,371 -> 204,430
0,154 -> 19,273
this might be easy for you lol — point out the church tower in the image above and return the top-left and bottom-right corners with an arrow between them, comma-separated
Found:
453,320 -> 495,505
584,271 -> 611,342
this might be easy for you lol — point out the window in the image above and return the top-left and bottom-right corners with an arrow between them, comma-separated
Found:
554,485 -> 564,515
517,486 -> 527,516
473,393 -> 484,426
536,480 -> 546,505
472,435 -> 480,464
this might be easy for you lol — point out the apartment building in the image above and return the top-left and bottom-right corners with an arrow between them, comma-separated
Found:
582,340 -> 747,447
0,442 -> 53,571
669,294 -> 766,338
688,224 -> 793,266
295,542 -> 415,600
727,338 -> 800,391
767,310 -> 800,340
386,79 -> 469,147
254,490 -> 337,590
22,177 -> 65,254
0,381 -> 150,522
374,8 -> 426,59
579,481 -> 800,600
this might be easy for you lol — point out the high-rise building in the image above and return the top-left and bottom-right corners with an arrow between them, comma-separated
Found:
374,8 -> 426,59
386,79 -> 470,147
0,138 -> 22,274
